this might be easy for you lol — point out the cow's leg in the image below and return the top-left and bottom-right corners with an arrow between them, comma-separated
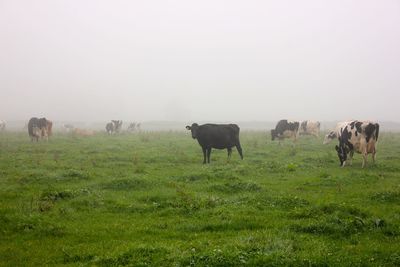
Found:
202,147 -> 207,164
362,148 -> 368,168
207,148 -> 212,163
372,148 -> 376,163
349,150 -> 354,166
227,147 -> 232,161
236,143 -> 243,160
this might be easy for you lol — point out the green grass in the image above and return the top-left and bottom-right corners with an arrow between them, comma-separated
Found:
0,131 -> 400,266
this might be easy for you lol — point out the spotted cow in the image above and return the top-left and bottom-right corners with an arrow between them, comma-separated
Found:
271,120 -> 300,142
335,121 -> 379,168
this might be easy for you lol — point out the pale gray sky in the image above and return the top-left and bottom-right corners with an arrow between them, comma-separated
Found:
1,0 -> 399,122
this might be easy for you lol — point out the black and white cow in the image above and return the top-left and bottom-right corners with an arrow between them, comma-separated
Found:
186,123 -> 243,164
335,121 -> 379,168
299,120 -> 320,137
28,117 -> 48,142
271,120 -> 300,142
106,120 -> 123,135
0,120 -> 6,131
106,122 -> 114,135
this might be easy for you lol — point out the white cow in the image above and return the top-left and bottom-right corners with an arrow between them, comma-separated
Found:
299,120 -> 320,137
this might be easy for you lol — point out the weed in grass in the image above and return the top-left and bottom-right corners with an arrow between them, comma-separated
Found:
371,191 -> 400,203
170,173 -> 211,182
96,247 -> 170,267
100,178 -> 149,191
210,181 -> 262,193
286,163 -> 298,172
255,195 -> 309,210
56,169 -> 90,181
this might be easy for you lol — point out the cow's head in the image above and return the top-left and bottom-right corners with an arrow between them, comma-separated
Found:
335,144 -> 349,167
323,131 -> 337,145
271,129 -> 276,141
186,123 -> 199,139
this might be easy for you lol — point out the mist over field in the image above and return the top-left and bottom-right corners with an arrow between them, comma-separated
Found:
1,0 -> 400,123
2,2 -> 400,265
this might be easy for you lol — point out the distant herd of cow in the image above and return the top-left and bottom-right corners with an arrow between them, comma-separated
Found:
0,118 -> 379,168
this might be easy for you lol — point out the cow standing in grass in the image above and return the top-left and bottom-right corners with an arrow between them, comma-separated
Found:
299,120 -> 320,137
106,120 -> 123,135
335,121 -> 379,168
28,117 -> 48,142
271,120 -> 300,143
186,123 -> 243,164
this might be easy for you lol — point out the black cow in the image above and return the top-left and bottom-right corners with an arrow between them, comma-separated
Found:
271,120 -> 300,142
28,117 -> 48,142
185,123 -> 243,164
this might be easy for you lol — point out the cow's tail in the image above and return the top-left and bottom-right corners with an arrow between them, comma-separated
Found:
375,123 -> 380,141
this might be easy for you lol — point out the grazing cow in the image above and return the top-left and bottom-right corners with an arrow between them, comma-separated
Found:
0,120 -> 6,131
323,121 -> 351,144
106,120 -> 123,135
335,121 -> 379,168
28,117 -> 48,142
271,120 -> 300,142
185,123 -> 243,164
299,120 -> 320,137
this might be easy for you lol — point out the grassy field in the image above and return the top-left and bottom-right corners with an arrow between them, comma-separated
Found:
0,131 -> 400,266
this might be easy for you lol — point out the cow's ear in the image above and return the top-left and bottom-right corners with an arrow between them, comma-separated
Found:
185,126 -> 191,130
335,145 -> 339,152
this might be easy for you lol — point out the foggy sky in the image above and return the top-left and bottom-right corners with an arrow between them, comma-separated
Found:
1,0 -> 399,122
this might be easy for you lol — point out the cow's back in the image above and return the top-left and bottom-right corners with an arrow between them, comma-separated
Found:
275,120 -> 299,134
196,124 -> 239,149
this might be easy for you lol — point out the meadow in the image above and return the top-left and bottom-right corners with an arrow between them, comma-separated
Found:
0,131 -> 399,266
